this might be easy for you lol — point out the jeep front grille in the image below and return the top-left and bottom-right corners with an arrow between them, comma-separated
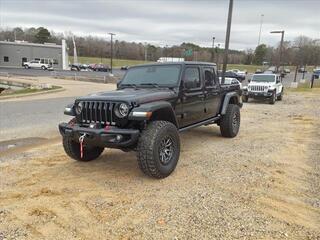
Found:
250,85 -> 264,92
77,101 -> 116,125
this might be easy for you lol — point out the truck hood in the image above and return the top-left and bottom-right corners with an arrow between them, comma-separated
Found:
248,82 -> 274,87
76,88 -> 177,105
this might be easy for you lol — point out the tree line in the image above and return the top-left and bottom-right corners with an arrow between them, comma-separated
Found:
0,27 -> 319,66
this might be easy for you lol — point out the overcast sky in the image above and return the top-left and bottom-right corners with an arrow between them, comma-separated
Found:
0,0 -> 319,50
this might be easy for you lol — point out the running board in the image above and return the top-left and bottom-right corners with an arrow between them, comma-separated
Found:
179,116 -> 221,132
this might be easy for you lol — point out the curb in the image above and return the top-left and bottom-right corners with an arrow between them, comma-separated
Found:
0,88 -> 65,100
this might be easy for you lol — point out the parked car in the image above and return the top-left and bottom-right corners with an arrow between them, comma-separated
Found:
91,64 -> 110,72
59,62 -> 243,178
298,67 -> 307,73
243,74 -> 283,104
219,77 -> 242,89
313,69 -> 320,79
231,69 -> 246,78
218,70 -> 245,82
121,66 -> 129,70
255,69 -> 263,74
284,68 -> 291,74
70,64 -> 91,71
24,58 -> 52,70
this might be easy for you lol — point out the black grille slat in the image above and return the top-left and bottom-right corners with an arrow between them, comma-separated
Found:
78,101 -> 118,125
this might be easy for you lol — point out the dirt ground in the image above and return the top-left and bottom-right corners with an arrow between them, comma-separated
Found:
0,90 -> 320,239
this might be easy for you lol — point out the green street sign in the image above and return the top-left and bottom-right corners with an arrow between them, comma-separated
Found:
184,49 -> 193,57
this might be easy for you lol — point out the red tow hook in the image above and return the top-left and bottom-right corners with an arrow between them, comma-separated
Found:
79,133 -> 87,159
104,124 -> 110,132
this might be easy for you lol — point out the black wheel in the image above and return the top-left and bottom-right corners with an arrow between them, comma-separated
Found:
277,89 -> 283,101
24,65 -> 29,69
242,95 -> 248,102
137,121 -> 180,178
62,135 -> 104,162
220,104 -> 240,138
41,65 -> 46,70
269,91 -> 276,104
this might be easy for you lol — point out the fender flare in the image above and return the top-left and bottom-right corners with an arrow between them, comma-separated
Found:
128,101 -> 177,125
221,92 -> 240,115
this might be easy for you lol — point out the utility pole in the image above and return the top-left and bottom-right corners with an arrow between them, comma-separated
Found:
257,14 -> 264,46
211,37 -> 215,62
270,30 -> 285,73
108,32 -> 116,74
222,0 -> 234,84
144,42 -> 148,62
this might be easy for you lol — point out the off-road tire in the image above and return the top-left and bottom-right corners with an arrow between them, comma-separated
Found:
62,135 -> 104,162
269,91 -> 276,104
277,89 -> 283,101
220,104 -> 240,138
137,121 -> 180,178
242,95 -> 248,102
41,65 -> 46,70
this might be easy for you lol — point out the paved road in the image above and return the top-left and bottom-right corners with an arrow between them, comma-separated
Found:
0,97 -> 74,142
0,67 -> 125,79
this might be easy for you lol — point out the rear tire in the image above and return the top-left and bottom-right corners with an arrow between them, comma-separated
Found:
137,121 -> 180,178
41,66 -> 46,70
220,104 -> 240,138
62,135 -> 104,162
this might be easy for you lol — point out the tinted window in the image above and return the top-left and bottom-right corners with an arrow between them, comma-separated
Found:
121,65 -> 181,86
184,67 -> 201,89
4,56 -> 9,62
204,67 -> 216,87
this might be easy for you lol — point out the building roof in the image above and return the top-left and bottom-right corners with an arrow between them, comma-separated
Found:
0,40 -> 61,49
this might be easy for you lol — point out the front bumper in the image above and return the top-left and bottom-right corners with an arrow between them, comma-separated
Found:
58,123 -> 140,148
243,91 -> 273,98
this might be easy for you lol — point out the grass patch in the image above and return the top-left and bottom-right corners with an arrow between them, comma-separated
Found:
288,80 -> 320,92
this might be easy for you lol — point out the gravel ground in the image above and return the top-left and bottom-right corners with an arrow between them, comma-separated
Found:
0,89 -> 319,239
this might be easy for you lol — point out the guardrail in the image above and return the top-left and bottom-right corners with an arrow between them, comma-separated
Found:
50,71 -> 119,84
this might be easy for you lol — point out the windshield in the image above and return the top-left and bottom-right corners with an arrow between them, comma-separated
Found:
252,75 -> 275,83
121,65 -> 181,87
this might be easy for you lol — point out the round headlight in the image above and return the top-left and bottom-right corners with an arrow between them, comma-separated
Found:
115,103 -> 129,118
75,102 -> 83,114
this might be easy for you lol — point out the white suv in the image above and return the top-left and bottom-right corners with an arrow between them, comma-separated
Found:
24,58 -> 52,70
242,74 -> 283,104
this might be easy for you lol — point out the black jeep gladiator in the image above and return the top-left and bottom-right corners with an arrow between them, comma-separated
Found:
59,62 -> 242,178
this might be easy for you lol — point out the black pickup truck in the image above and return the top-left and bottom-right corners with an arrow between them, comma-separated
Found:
59,62 -> 242,178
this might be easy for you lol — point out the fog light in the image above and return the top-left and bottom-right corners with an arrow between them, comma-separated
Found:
116,135 -> 123,142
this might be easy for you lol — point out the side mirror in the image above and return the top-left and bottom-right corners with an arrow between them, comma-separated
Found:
116,80 -> 122,89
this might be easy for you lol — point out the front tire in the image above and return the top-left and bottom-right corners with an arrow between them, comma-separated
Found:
220,104 -> 240,138
277,89 -> 283,101
242,95 -> 248,102
137,121 -> 180,178
41,66 -> 47,70
62,135 -> 104,162
269,91 -> 276,104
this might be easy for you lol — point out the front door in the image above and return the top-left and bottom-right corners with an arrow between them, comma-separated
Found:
203,66 -> 221,118
181,66 -> 206,127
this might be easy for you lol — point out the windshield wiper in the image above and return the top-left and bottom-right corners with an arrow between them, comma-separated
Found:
139,83 -> 160,88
